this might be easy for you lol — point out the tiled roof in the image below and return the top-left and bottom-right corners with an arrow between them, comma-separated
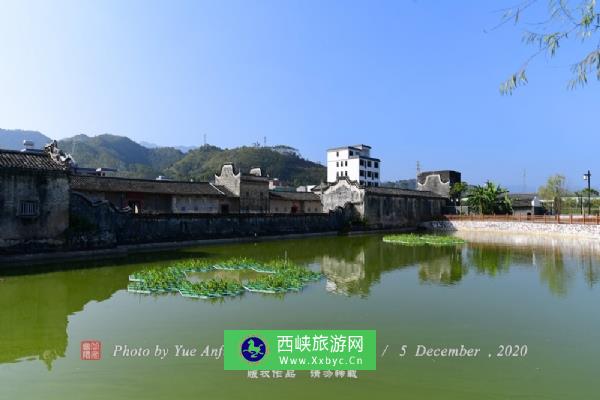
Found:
508,193 -> 536,208
70,175 -> 229,196
241,173 -> 269,182
0,149 -> 67,172
365,186 -> 445,199
269,191 -> 321,201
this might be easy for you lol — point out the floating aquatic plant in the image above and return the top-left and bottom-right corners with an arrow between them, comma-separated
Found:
127,258 -> 322,299
382,234 -> 465,246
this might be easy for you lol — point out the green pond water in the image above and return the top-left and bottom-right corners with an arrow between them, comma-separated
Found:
1,232 -> 599,399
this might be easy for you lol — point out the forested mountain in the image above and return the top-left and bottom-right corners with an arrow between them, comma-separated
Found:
166,145 -> 325,186
0,129 -> 53,150
58,134 -> 185,179
51,133 -> 325,185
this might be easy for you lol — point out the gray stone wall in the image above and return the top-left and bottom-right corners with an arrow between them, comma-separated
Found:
171,195 -> 234,214
68,192 -> 348,249
417,170 -> 460,198
321,179 -> 364,214
239,180 -> 269,213
0,170 -> 70,253
364,195 -> 445,228
422,220 -> 600,239
321,179 -> 446,228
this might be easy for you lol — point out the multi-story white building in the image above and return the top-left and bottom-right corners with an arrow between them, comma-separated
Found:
326,144 -> 381,186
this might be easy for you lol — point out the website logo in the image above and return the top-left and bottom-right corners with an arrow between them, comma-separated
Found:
225,330 -> 376,370
241,336 -> 266,362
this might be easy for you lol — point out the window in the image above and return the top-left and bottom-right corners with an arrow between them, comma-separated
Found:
336,162 -> 339,167
345,171 -> 348,176
360,159 -> 365,166
345,161 -> 348,166
359,170 -> 365,177
360,180 -> 365,186
349,150 -> 354,156
367,171 -> 372,177
336,151 -> 339,157
367,161 -> 372,167
374,172 -> 379,179
374,162 -> 379,168
19,200 -> 39,217
374,182 -> 379,187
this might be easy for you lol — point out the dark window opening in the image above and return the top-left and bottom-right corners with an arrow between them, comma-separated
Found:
19,200 -> 39,217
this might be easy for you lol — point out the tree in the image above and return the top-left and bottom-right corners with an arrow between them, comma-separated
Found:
466,181 -> 513,214
498,0 -> 600,94
538,174 -> 569,214
450,182 -> 469,206
575,188 -> 600,197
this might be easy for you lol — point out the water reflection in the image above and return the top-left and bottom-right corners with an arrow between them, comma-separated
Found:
317,236 -> 460,295
418,250 -> 465,285
0,268 -> 128,369
315,233 -> 600,297
1,232 -> 600,370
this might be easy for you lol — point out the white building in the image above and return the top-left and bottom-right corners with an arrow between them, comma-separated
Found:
326,144 -> 381,186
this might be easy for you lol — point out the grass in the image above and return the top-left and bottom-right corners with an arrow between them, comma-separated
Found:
128,257 -> 322,299
382,234 -> 465,246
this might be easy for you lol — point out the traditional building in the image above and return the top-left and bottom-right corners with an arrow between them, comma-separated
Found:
417,170 -> 461,198
0,145 -> 70,253
321,177 -> 446,228
508,193 -> 545,216
70,175 -> 238,214
214,164 -> 270,213
269,191 -> 322,214
327,144 -> 381,186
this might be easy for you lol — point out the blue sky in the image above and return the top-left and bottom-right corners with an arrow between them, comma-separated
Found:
0,0 -> 598,190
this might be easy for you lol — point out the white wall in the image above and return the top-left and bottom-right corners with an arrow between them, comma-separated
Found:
327,147 -> 380,185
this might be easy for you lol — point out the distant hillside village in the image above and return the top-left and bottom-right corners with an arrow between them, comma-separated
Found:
0,137 -> 457,254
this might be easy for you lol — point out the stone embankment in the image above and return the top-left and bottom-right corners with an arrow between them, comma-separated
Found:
422,220 -> 600,240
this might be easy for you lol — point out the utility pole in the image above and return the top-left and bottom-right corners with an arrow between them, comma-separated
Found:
416,161 -> 421,177
584,170 -> 592,214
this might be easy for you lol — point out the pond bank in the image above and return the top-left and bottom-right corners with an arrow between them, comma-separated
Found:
0,227 -> 418,268
0,231 -> 337,268
422,220 -> 600,240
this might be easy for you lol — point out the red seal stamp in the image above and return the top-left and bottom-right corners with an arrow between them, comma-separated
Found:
81,340 -> 102,360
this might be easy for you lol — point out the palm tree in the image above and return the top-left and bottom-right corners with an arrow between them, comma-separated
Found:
467,181 -> 512,215
450,182 -> 469,206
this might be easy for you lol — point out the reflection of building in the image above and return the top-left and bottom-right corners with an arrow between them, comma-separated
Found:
327,144 -> 380,186
418,252 -> 465,285
316,236 -> 460,296
0,266 -> 127,369
320,251 -> 367,295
